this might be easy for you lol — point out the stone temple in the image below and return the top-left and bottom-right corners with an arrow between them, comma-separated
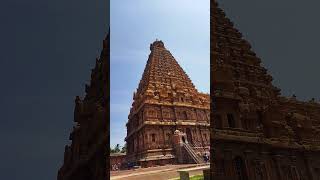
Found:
57,33 -> 109,180
125,40 -> 210,167
212,2 -> 320,179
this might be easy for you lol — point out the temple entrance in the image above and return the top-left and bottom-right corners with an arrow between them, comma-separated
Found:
186,128 -> 193,144
182,136 -> 186,143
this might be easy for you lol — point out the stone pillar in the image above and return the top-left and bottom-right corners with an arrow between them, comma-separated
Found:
147,132 -> 150,149
161,127 -> 165,149
243,150 -> 254,179
137,133 -> 140,152
173,130 -> 185,164
134,136 -> 137,153
174,107 -> 178,122
222,112 -> 228,128
196,127 -> 202,146
200,128 -> 205,147
303,152 -> 315,180
261,151 -> 272,180
191,127 -> 195,145
142,132 -> 145,151
290,155 -> 299,180
273,154 -> 284,180
224,149 -> 234,179
157,128 -> 161,148
237,112 -> 243,129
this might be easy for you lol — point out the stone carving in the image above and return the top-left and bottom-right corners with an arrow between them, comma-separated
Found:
162,107 -> 173,120
212,2 -> 320,179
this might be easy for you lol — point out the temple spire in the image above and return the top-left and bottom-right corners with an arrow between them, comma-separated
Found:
125,40 -> 210,167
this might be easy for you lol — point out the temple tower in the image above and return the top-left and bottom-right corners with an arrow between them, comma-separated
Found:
125,40 -> 210,167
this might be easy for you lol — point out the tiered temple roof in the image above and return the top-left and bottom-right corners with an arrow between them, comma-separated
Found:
127,40 -> 210,136
125,40 -> 210,167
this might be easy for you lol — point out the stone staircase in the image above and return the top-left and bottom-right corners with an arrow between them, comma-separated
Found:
182,142 -> 205,164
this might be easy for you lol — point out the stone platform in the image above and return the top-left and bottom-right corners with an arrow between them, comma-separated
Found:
110,164 -> 208,180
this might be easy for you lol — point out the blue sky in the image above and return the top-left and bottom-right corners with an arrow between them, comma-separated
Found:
110,0 -> 209,148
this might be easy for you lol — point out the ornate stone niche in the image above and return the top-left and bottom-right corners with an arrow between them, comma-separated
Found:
227,113 -> 236,128
178,111 -> 187,120
252,159 -> 268,180
196,109 -> 206,121
164,130 -> 172,146
162,107 -> 173,120
214,114 -> 223,129
186,109 -> 196,120
202,131 -> 209,144
206,110 -> 210,121
145,106 -> 160,119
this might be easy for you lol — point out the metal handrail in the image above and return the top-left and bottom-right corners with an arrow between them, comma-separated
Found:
183,143 -> 204,164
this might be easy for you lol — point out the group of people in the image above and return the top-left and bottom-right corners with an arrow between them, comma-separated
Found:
111,163 -> 122,171
203,153 -> 209,163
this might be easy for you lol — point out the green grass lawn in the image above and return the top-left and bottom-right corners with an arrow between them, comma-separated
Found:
189,174 -> 204,180
170,174 -> 204,180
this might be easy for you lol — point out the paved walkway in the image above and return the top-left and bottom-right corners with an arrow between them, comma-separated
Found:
110,164 -> 209,180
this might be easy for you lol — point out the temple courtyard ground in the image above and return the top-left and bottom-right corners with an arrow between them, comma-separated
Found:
110,164 -> 209,180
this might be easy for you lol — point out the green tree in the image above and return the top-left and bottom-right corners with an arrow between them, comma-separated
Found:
121,143 -> 127,153
114,144 -> 120,153
110,144 -> 124,153
110,147 -> 115,153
